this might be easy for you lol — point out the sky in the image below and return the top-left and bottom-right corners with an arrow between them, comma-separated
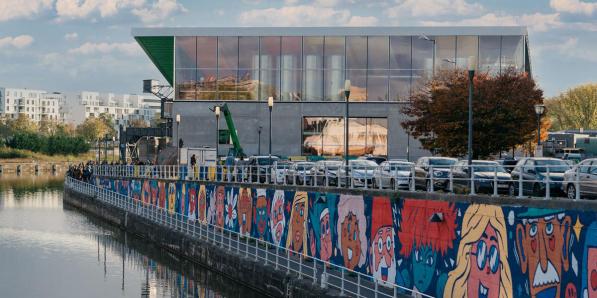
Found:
0,0 -> 596,97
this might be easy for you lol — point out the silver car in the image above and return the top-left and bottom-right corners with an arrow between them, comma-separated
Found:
372,161 -> 414,189
562,158 -> 597,199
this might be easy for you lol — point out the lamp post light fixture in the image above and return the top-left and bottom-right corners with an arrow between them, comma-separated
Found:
176,114 -> 181,165
268,96 -> 274,166
534,104 -> 546,146
214,106 -> 220,161
467,56 -> 476,170
344,79 -> 351,186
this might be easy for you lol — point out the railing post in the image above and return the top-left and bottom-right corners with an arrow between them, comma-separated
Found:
493,164 -> 498,197
518,169 -> 524,198
470,165 -> 476,195
429,165 -> 434,192
410,165 -> 415,191
448,167 -> 454,193
575,165 -> 581,200
340,269 -> 345,296
298,254 -> 303,280
545,165 -> 551,200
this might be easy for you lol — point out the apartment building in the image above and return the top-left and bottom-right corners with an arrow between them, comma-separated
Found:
0,88 -> 63,122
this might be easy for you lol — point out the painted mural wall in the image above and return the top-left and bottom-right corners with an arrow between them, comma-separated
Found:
94,177 -> 596,298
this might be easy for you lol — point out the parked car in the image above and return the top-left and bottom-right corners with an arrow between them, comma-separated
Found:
497,157 -> 518,173
339,159 -> 378,188
451,160 -> 512,194
414,157 -> 458,191
372,161 -> 414,189
286,162 -> 315,185
562,158 -> 597,200
312,160 -> 343,186
563,153 -> 583,164
357,155 -> 387,165
272,161 -> 292,184
248,156 -> 279,183
509,157 -> 571,197
233,159 -> 249,182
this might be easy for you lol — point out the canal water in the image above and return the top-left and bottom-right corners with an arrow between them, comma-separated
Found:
0,175 -> 261,298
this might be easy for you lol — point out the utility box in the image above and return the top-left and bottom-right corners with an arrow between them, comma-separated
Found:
183,147 -> 217,167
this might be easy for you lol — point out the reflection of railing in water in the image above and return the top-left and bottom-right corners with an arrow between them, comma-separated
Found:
66,177 -> 427,298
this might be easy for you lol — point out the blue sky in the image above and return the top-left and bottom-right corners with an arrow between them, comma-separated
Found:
0,0 -> 596,97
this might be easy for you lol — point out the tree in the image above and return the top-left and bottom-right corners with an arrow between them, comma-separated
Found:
129,119 -> 149,128
401,69 -> 545,158
546,83 -> 597,131
76,117 -> 111,142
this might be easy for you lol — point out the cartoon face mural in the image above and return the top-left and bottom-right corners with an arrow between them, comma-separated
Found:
254,189 -> 269,240
310,193 -> 337,262
270,190 -> 285,246
150,180 -> 158,206
398,199 -> 457,297
187,183 -> 197,221
225,188 -> 237,230
370,197 -> 396,284
197,185 -> 207,223
337,195 -> 367,270
515,208 -> 571,298
158,181 -> 166,209
168,182 -> 176,214
142,180 -> 151,205
444,204 -> 512,298
175,182 -> 185,215
215,186 -> 225,228
286,191 -> 308,254
582,222 -> 597,298
238,188 -> 252,236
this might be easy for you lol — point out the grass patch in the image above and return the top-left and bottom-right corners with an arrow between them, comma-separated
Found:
0,147 -> 95,162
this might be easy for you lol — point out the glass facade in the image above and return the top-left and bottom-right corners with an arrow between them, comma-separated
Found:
175,35 -> 526,102
302,117 -> 388,156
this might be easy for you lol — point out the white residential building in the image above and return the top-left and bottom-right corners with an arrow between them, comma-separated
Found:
0,88 -> 63,122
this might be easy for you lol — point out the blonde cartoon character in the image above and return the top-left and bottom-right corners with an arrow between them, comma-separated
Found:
337,194 -> 368,270
444,204 -> 512,298
286,191 -> 308,255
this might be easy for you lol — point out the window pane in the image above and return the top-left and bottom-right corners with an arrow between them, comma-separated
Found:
281,36 -> 302,69
456,36 -> 478,69
349,118 -> 367,155
176,69 -> 196,100
239,37 -> 259,69
479,36 -> 500,74
346,69 -> 366,101
196,37 -> 217,68
260,36 -> 280,70
390,70 -> 411,102
368,36 -> 389,69
435,36 -> 456,71
218,36 -> 238,69
238,69 -> 258,100
304,37 -> 324,69
304,68 -> 323,101
412,37 -> 433,74
281,36 -> 302,101
324,69 -> 344,101
176,36 -> 196,69
501,35 -> 524,72
217,69 -> 237,100
260,69 -> 280,100
390,36 -> 411,70
346,36 -> 367,69
324,36 -> 345,69
303,117 -> 322,155
196,69 -> 217,100
368,118 -> 388,156
367,69 -> 388,101
303,117 -> 344,156
281,69 -> 302,101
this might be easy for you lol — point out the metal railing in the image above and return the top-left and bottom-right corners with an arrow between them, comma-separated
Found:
91,163 -> 592,200
65,177 -> 429,298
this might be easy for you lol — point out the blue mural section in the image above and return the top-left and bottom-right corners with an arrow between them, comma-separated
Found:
92,177 -> 597,298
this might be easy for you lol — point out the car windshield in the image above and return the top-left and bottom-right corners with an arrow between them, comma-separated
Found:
535,160 -> 570,173
296,163 -> 314,171
473,163 -> 507,173
390,165 -> 412,171
257,157 -> 278,165
351,160 -> 378,169
276,164 -> 290,169
429,158 -> 456,167
323,162 -> 342,170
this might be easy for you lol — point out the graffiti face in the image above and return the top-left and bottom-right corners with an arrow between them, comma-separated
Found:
255,194 -> 268,239
371,226 -> 395,283
468,224 -> 501,298
150,182 -> 158,206
411,245 -> 437,292
198,185 -> 206,222
238,188 -> 252,235
341,212 -> 362,269
158,182 -> 166,208
319,212 -> 333,261
586,248 -> 597,298
290,200 -> 306,252
168,183 -> 176,213
215,186 -> 225,227
188,185 -> 197,220
516,214 -> 571,298
270,191 -> 285,245
225,188 -> 237,230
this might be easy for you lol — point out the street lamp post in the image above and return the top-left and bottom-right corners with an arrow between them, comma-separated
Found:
467,56 -> 476,169
534,104 -> 546,146
268,96 -> 274,165
214,107 -> 220,161
112,136 -> 116,162
176,114 -> 181,165
344,80 -> 351,186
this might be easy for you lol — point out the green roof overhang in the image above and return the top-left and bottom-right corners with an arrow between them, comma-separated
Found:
134,36 -> 174,86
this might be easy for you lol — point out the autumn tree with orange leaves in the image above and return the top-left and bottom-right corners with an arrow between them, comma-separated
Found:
401,69 -> 546,158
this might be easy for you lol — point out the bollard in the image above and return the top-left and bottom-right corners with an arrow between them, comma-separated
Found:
16,165 -> 21,175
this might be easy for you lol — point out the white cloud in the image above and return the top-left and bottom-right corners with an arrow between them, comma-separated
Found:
314,0 -> 341,7
421,13 -> 562,32
347,15 -> 379,26
386,0 -> 483,18
131,0 -> 187,24
0,35 -> 34,49
550,0 -> 597,15
0,0 -> 53,22
239,4 -> 377,26
284,0 -> 300,4
68,42 -> 140,56
55,0 -> 145,19
64,32 -> 79,40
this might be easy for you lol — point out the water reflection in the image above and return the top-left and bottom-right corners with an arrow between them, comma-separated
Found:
0,176 -> 260,298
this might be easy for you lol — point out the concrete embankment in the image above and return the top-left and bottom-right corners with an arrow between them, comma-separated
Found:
63,188 -> 339,298
0,161 -> 71,175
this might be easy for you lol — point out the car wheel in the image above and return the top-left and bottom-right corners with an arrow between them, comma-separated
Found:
509,184 -> 516,196
567,184 -> 577,200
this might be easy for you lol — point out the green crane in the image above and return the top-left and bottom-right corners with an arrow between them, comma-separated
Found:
218,104 -> 245,158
